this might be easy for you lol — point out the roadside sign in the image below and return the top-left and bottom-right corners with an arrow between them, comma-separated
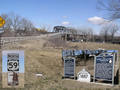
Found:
7,53 -> 19,71
2,50 -> 24,73
2,50 -> 24,88
94,52 -> 115,85
0,16 -> 5,27
64,57 -> 75,78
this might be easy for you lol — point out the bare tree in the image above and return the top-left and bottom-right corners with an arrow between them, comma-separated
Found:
1,12 -> 35,36
109,23 -> 119,41
1,13 -> 12,31
100,25 -> 110,42
77,27 -> 94,41
67,27 -> 77,34
39,24 -> 51,32
20,18 -> 34,30
100,22 -> 119,42
97,0 -> 120,20
1,13 -> 22,31
7,13 -> 22,31
16,17 -> 35,36
97,0 -> 120,41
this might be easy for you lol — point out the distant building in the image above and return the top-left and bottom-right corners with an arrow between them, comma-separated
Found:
53,26 -> 91,42
53,26 -> 67,33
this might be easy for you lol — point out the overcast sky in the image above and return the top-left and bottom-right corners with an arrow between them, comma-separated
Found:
0,0 -> 119,35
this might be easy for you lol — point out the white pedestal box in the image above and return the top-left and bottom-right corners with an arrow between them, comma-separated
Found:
77,69 -> 91,82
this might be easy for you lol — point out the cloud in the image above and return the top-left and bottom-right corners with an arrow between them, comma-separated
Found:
62,21 -> 70,25
63,16 -> 68,18
62,16 -> 70,19
88,16 -> 110,25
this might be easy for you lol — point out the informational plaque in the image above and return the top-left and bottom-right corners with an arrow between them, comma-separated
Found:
94,53 -> 114,81
64,57 -> 75,78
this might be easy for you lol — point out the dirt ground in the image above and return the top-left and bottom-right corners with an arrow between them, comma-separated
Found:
0,35 -> 120,90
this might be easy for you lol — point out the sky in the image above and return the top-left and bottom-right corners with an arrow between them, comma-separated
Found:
0,0 -> 119,34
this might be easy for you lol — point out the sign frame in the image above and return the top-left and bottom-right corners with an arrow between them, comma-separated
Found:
2,50 -> 24,88
2,50 -> 24,73
63,57 -> 76,79
93,52 -> 115,85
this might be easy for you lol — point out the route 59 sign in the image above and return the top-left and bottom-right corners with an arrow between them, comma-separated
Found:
7,53 -> 19,71
2,50 -> 24,73
2,50 -> 24,88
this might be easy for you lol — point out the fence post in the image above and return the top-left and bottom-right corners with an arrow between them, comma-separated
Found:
0,34 -> 1,49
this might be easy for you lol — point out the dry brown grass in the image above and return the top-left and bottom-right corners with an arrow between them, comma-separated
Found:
43,37 -> 67,48
2,73 -> 24,88
0,36 -> 119,90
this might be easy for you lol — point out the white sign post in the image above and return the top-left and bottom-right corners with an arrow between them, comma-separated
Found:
77,69 -> 91,82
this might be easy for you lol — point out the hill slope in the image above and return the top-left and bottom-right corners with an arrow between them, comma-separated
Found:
0,35 -> 120,90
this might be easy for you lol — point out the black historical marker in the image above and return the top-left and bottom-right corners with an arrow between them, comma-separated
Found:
94,53 -> 114,81
64,57 -> 75,78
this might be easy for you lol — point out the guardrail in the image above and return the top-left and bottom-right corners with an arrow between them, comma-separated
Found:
0,35 -> 44,47
0,33 -> 60,48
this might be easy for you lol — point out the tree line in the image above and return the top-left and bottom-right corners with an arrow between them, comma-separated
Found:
97,0 -> 120,43
100,23 -> 119,42
53,0 -> 120,43
1,13 -> 48,37
53,24 -> 120,43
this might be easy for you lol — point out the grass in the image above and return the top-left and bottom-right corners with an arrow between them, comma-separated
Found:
0,36 -> 119,90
